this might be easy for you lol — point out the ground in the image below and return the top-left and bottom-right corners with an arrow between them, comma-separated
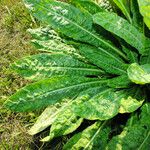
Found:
0,0 -> 38,149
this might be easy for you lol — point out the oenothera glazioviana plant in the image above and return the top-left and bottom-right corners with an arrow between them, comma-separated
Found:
4,0 -> 150,149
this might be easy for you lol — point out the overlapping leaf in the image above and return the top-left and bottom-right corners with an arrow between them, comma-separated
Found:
127,63 -> 150,84
93,12 -> 148,55
29,100 -> 74,135
11,53 -> 104,81
29,105 -> 58,135
72,87 -> 144,120
112,0 -> 131,23
29,86 -> 106,136
41,86 -> 109,141
121,45 -> 138,63
4,76 -> 107,112
63,121 -> 110,150
106,103 -> 150,150
107,75 -> 131,88
79,44 -> 128,75
130,0 -> 143,30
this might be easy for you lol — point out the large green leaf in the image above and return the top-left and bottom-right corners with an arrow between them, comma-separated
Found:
113,0 -> 132,23
4,76 -> 106,112
11,53 -> 104,81
24,0 -> 127,60
127,63 -> 150,85
106,103 -> 150,150
138,0 -> 150,29
93,12 -> 148,55
79,44 -> 128,75
63,121 -> 110,150
72,87 -> 144,120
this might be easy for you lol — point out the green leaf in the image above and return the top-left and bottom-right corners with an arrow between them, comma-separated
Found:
138,0 -> 150,29
41,86 -> 108,141
79,44 -> 128,75
127,63 -> 150,85
69,0 -> 105,14
42,115 -> 83,142
107,126 -> 150,150
130,0 -> 143,31
72,87 -> 144,120
32,39 -> 75,53
63,121 -> 110,150
121,45 -> 138,63
140,103 -> 150,127
107,75 -> 131,88
11,53 -> 104,81
4,76 -> 106,112
24,0 -> 127,60
140,50 -> 150,65
106,103 -> 150,150
93,12 -> 148,55
113,0 -> 132,23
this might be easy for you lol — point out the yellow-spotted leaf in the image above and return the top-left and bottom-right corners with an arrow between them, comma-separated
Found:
127,63 -> 150,85
42,87 -> 109,141
11,53 -> 104,81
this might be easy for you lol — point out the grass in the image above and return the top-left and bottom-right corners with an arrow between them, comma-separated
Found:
0,0 -> 38,149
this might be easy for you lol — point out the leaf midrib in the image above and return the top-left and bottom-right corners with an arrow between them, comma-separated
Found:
31,66 -> 104,73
